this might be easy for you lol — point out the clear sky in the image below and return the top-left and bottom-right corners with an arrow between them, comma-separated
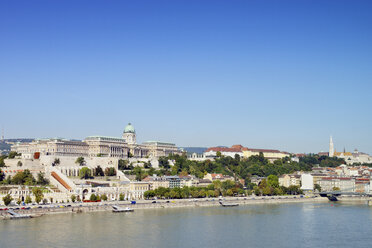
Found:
1,0 -> 371,154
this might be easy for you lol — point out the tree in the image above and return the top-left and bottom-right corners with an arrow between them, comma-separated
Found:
75,157 -> 85,166
216,151 -> 222,157
4,175 -> 12,184
119,193 -> 124,201
144,190 -> 156,199
36,172 -> 49,185
267,175 -> 279,188
17,161 -> 23,167
332,187 -> 341,191
95,166 -> 104,176
12,170 -> 35,185
101,194 -> 108,201
90,194 -> 97,201
158,157 -> 170,169
32,187 -> 44,204
0,169 -> 4,182
0,156 -> 5,167
104,167 -> 116,176
314,184 -> 322,192
25,195 -> 32,204
71,195 -> 76,203
133,166 -> 145,181
118,159 -> 129,170
8,151 -> 19,159
79,167 -> 92,179
3,194 -> 13,206
53,158 -> 60,166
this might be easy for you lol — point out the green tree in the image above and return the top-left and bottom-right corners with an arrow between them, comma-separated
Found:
101,194 -> 108,201
36,172 -> 49,185
225,189 -> 234,196
95,166 -> 104,176
32,187 -> 44,204
79,167 -> 92,179
71,195 -> 76,203
0,169 -> 4,182
4,175 -> 12,184
2,194 -> 13,206
314,184 -> 322,192
118,159 -> 129,170
8,151 -> 19,159
25,195 -> 32,204
75,157 -> 86,166
0,156 -> 6,167
17,161 -> 23,167
119,193 -> 124,201
144,190 -> 155,199
104,167 -> 116,176
12,169 -> 35,185
332,187 -> 341,191
90,194 -> 97,201
267,175 -> 279,188
158,157 -> 170,169
133,166 -> 145,181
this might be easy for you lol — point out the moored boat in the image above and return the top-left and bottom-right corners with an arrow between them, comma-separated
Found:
219,200 -> 239,207
112,205 -> 134,212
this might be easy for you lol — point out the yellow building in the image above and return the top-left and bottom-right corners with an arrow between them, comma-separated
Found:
242,148 -> 289,161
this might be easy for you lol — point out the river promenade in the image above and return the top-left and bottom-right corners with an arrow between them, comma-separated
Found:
4,195 -> 368,219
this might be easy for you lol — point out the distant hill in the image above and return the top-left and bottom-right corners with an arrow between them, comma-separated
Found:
3,138 -> 34,143
0,142 -> 11,150
179,147 -> 207,154
0,139 -> 33,152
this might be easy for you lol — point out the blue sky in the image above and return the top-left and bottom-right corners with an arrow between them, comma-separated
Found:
1,0 -> 371,154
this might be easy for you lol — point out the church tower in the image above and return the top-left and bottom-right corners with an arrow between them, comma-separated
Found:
329,136 -> 334,157
123,123 -> 136,145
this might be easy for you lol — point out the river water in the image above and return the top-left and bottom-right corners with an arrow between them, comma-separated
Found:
1,202 -> 372,248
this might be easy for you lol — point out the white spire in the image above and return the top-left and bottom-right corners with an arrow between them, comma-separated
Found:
329,136 -> 334,157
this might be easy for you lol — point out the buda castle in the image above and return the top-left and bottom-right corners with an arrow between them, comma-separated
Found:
11,123 -> 181,159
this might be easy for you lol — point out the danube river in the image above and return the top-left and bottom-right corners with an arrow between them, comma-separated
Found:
1,202 -> 372,248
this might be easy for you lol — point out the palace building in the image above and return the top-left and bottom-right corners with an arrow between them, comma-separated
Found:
11,123 -> 181,159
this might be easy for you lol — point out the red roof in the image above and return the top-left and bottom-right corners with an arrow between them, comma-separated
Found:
321,177 -> 352,180
206,145 -> 287,154
318,152 -> 329,156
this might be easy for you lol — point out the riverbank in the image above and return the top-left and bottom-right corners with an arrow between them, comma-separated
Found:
2,195 -> 371,219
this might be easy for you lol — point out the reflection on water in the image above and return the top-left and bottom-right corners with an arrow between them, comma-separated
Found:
1,202 -> 372,248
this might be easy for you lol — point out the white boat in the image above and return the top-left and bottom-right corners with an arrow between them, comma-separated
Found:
112,205 -> 134,212
7,210 -> 32,219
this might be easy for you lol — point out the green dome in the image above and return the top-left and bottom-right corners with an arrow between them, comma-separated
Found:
124,123 -> 135,133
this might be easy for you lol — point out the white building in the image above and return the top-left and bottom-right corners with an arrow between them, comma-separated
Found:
11,123 -> 181,160
300,174 -> 314,191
